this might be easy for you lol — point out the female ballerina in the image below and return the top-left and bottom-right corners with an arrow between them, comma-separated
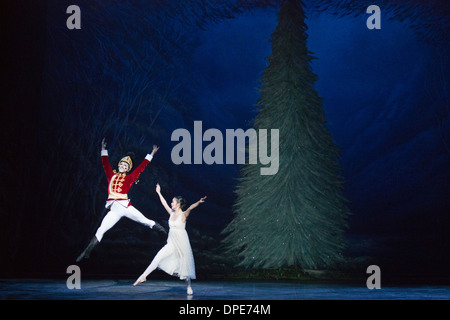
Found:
133,183 -> 206,295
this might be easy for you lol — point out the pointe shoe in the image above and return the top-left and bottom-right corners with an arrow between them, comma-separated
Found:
133,277 -> 146,286
187,286 -> 193,295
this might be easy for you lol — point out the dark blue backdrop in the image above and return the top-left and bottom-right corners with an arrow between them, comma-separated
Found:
2,0 -> 449,282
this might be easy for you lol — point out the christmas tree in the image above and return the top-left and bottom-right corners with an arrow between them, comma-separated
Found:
222,0 -> 351,270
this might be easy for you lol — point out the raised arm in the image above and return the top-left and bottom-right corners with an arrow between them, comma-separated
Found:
100,138 -> 114,180
156,183 -> 172,215
150,145 -> 159,157
184,196 -> 207,219
128,145 -> 159,182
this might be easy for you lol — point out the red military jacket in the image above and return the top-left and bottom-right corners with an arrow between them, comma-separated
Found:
101,150 -> 153,203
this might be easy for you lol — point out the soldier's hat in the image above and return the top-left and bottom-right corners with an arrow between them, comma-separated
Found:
118,155 -> 133,171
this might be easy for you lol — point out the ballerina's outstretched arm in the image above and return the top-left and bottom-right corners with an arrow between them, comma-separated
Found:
156,183 -> 173,215
184,196 -> 207,219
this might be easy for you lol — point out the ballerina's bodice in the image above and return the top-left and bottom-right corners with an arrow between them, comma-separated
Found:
169,212 -> 186,230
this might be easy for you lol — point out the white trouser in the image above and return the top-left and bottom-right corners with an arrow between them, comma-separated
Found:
95,200 -> 155,242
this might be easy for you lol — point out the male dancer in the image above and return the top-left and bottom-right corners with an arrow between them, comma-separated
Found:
77,138 -> 165,262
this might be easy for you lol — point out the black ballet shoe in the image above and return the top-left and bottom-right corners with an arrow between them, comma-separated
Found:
76,237 -> 98,262
152,222 -> 167,235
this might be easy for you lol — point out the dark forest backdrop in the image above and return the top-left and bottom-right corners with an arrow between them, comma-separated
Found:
2,0 -> 449,282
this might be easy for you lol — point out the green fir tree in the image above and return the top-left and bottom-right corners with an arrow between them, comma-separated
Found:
223,0 -> 351,270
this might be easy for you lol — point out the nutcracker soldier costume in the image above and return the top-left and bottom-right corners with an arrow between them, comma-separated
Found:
76,138 -> 166,262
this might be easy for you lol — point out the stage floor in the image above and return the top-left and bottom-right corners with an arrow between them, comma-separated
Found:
1,279 -> 449,300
